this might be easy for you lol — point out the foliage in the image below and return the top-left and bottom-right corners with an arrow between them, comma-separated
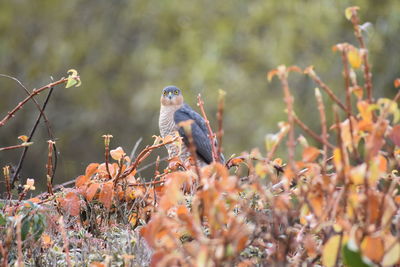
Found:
1,6 -> 400,267
1,0 -> 400,184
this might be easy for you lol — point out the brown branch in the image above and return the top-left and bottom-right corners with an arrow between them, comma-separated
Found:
3,166 -> 11,201
266,125 -> 290,162
180,121 -> 202,179
11,85 -> 58,188
102,134 -> 113,180
197,94 -> 218,162
315,88 -> 328,173
0,74 -> 54,137
46,140 -> 55,195
305,67 -> 351,115
0,143 -> 32,151
293,116 -> 335,150
340,47 -> 359,159
216,90 -> 226,162
128,179 -> 166,187
59,217 -> 72,267
279,69 -> 297,172
349,8 -> 373,103
16,217 -> 23,267
118,136 -> 179,181
0,76 -> 77,127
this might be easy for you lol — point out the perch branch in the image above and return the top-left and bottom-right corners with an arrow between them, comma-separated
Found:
197,94 -> 218,162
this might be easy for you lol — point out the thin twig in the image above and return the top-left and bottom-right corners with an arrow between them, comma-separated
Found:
46,140 -> 55,195
16,216 -> 23,267
305,67 -> 351,115
293,116 -> 335,150
315,88 -> 328,173
3,166 -> 11,201
118,136 -> 179,181
102,135 -> 113,179
216,90 -> 226,162
11,87 -> 57,188
197,94 -> 218,162
349,8 -> 373,103
279,68 -> 297,172
340,47 -> 360,159
59,217 -> 72,267
0,76 -> 77,127
0,143 -> 32,151
129,137 -> 143,162
180,121 -> 202,179
0,74 -> 54,136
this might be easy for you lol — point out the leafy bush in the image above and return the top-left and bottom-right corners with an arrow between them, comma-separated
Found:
1,6 -> 400,267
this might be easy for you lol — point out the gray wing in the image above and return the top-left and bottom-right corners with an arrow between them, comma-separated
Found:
174,104 -> 213,164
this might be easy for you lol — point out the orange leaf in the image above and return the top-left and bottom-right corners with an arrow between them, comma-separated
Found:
86,183 -> 100,201
59,192 -> 80,216
90,262 -> 106,267
99,181 -> 114,209
41,233 -> 53,248
267,69 -> 279,82
302,146 -> 320,162
367,193 -> 380,224
75,175 -> 89,188
177,205 -> 189,220
361,236 -> 384,262
85,163 -> 99,178
394,78 -> 400,88
27,197 -> 41,203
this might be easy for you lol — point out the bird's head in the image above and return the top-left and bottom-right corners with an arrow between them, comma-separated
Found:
160,86 -> 183,106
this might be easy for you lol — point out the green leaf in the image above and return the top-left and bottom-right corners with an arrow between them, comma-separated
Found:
342,242 -> 371,267
66,69 -> 81,88
0,213 -> 6,226
21,218 -> 31,241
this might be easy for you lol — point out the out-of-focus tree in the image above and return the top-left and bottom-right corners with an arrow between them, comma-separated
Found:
0,0 -> 399,190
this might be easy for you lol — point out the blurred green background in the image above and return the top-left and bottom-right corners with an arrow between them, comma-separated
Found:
1,0 -> 399,193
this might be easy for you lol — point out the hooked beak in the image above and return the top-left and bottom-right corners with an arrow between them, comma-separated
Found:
168,92 -> 173,100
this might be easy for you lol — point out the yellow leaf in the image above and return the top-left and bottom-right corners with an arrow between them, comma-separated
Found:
333,148 -> 342,171
345,6 -> 359,20
351,86 -> 363,100
382,241 -> 400,266
348,49 -> 362,69
23,178 -> 36,191
322,235 -> 341,267
18,135 -> 29,142
255,162 -> 267,178
349,163 -> 366,185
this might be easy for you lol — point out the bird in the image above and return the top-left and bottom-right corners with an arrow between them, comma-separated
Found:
159,85 -> 223,166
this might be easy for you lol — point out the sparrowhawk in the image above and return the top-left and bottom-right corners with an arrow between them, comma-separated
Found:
159,86 -> 223,165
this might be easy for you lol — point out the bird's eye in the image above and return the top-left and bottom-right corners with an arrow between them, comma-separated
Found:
174,90 -> 179,95
163,91 -> 167,96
